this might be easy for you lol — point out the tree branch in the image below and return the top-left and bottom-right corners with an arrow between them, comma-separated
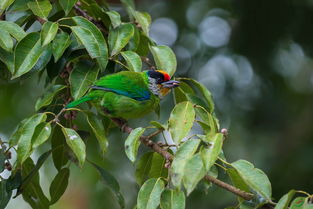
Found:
110,118 -> 254,201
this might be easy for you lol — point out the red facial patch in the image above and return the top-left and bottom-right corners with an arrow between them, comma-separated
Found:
163,73 -> 171,81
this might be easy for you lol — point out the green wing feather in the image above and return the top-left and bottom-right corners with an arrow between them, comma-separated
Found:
66,71 -> 150,108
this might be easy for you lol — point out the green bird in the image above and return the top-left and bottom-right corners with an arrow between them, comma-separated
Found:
66,70 -> 180,119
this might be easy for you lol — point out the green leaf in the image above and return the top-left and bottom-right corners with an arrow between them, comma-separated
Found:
70,60 -> 99,100
0,180 -> 12,209
49,168 -> 70,205
89,161 -> 125,209
15,113 -> 47,164
150,121 -> 167,130
120,51 -> 142,72
0,0 -> 14,15
137,178 -> 165,209
0,21 -> 26,41
31,44 -> 52,72
200,133 -> 223,171
160,189 -> 185,209
35,85 -> 66,111
135,152 -> 153,185
31,122 -> 52,149
105,11 -> 121,28
171,139 -> 200,188
0,47 -> 14,73
125,127 -> 145,163
51,126 -> 68,171
13,32 -> 44,79
128,26 -> 140,51
168,101 -> 195,144
134,11 -> 151,35
52,31 -> 71,62
0,30 -> 13,52
87,112 -> 109,154
72,16 -> 108,70
61,127 -> 86,167
148,153 -> 168,180
20,158 -> 50,209
274,190 -> 295,209
231,160 -> 272,201
136,32 -> 151,56
227,168 -> 250,202
290,197 -> 306,209
195,106 -> 218,134
0,149 -> 6,173
59,0 -> 77,15
41,21 -> 58,46
150,45 -> 177,76
183,153 -> 206,195
108,23 -> 134,56
27,0 -> 52,19
180,78 -> 214,113
7,170 -> 22,191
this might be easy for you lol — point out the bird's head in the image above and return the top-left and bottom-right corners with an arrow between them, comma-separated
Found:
147,70 -> 180,97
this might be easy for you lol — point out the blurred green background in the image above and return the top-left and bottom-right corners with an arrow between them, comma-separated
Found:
1,0 -> 313,208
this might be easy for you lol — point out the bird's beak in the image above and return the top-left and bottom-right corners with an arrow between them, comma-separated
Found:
161,80 -> 180,88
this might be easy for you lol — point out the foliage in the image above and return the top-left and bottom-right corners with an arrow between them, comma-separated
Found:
0,0 -> 312,209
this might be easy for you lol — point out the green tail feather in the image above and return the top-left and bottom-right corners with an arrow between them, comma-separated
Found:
66,96 -> 93,108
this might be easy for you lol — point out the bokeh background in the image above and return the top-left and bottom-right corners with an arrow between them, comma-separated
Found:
1,0 -> 313,208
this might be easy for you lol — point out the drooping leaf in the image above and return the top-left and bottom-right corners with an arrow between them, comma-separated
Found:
183,153 -> 206,195
125,127 -> 145,163
135,32 -> 150,56
200,133 -> 223,171
168,101 -> 195,144
70,60 -> 99,100
27,0 -> 52,19
134,11 -> 151,35
0,180 -> 12,209
108,23 -> 134,56
0,149 -> 6,173
0,21 -> 27,41
128,26 -> 140,51
171,139 -> 200,188
52,31 -> 71,62
59,0 -> 77,15
227,168 -> 251,202
120,50 -> 142,72
31,122 -> 52,149
150,45 -> 177,76
89,161 -> 125,209
231,160 -> 272,201
15,113 -> 47,164
137,178 -> 165,209
180,78 -> 214,113
49,168 -> 70,205
0,47 -> 14,73
148,153 -> 168,180
13,32 -> 44,79
41,21 -> 58,46
61,127 -> 86,167
274,190 -> 295,209
160,189 -> 185,209
6,170 -> 22,192
105,11 -> 121,28
87,112 -> 109,154
20,158 -> 50,209
72,16 -> 108,70
0,0 -> 14,15
0,30 -> 13,52
35,85 -> 66,111
135,152 -> 153,185
51,126 -> 68,171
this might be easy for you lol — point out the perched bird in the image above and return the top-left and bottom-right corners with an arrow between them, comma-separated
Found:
66,70 -> 180,119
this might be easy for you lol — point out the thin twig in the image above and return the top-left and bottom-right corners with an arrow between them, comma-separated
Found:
110,118 -> 254,201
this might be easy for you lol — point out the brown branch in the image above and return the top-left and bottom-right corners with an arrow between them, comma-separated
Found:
110,118 -> 254,201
